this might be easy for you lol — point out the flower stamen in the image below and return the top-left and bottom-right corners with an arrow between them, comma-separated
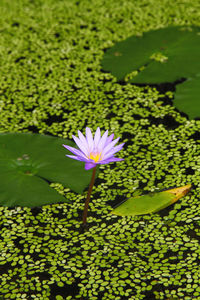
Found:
89,152 -> 102,163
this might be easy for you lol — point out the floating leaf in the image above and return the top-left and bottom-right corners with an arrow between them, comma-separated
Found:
102,26 -> 200,83
111,184 -> 191,216
174,73 -> 200,119
0,133 -> 95,207
102,26 -> 200,119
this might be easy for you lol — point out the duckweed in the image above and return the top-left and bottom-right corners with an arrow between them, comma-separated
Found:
0,0 -> 200,299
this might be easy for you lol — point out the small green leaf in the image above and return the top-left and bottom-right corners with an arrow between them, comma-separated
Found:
111,185 -> 191,216
0,133 -> 95,207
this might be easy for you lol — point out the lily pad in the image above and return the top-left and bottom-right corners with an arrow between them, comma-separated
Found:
174,73 -> 200,119
102,26 -> 200,119
111,184 -> 191,216
0,133 -> 94,207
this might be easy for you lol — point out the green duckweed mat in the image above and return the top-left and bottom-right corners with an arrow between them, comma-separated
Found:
0,0 -> 200,299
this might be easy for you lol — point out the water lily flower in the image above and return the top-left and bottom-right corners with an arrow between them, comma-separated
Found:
63,127 -> 124,225
63,127 -> 124,170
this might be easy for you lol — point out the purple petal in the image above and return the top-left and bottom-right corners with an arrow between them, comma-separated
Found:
97,130 -> 108,152
105,133 -> 114,147
99,157 -> 124,164
78,130 -> 87,145
66,154 -> 89,162
86,127 -> 94,152
63,144 -> 88,159
85,162 -> 96,170
94,127 -> 101,150
103,143 -> 124,160
101,137 -> 120,157
72,135 -> 89,156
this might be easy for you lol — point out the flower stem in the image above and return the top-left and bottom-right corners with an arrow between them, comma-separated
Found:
82,166 -> 97,225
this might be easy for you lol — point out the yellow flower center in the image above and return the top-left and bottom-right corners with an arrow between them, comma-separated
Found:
89,152 -> 102,163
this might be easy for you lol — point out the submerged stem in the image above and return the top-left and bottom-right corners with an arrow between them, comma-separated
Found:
82,166 -> 97,225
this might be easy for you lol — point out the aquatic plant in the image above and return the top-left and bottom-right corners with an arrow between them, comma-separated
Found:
63,127 -> 124,224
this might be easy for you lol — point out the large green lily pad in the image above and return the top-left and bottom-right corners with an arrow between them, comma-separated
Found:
0,133 -> 93,207
102,26 -> 200,119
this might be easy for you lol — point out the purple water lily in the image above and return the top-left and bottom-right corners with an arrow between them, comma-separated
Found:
63,127 -> 124,170
63,127 -> 124,225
